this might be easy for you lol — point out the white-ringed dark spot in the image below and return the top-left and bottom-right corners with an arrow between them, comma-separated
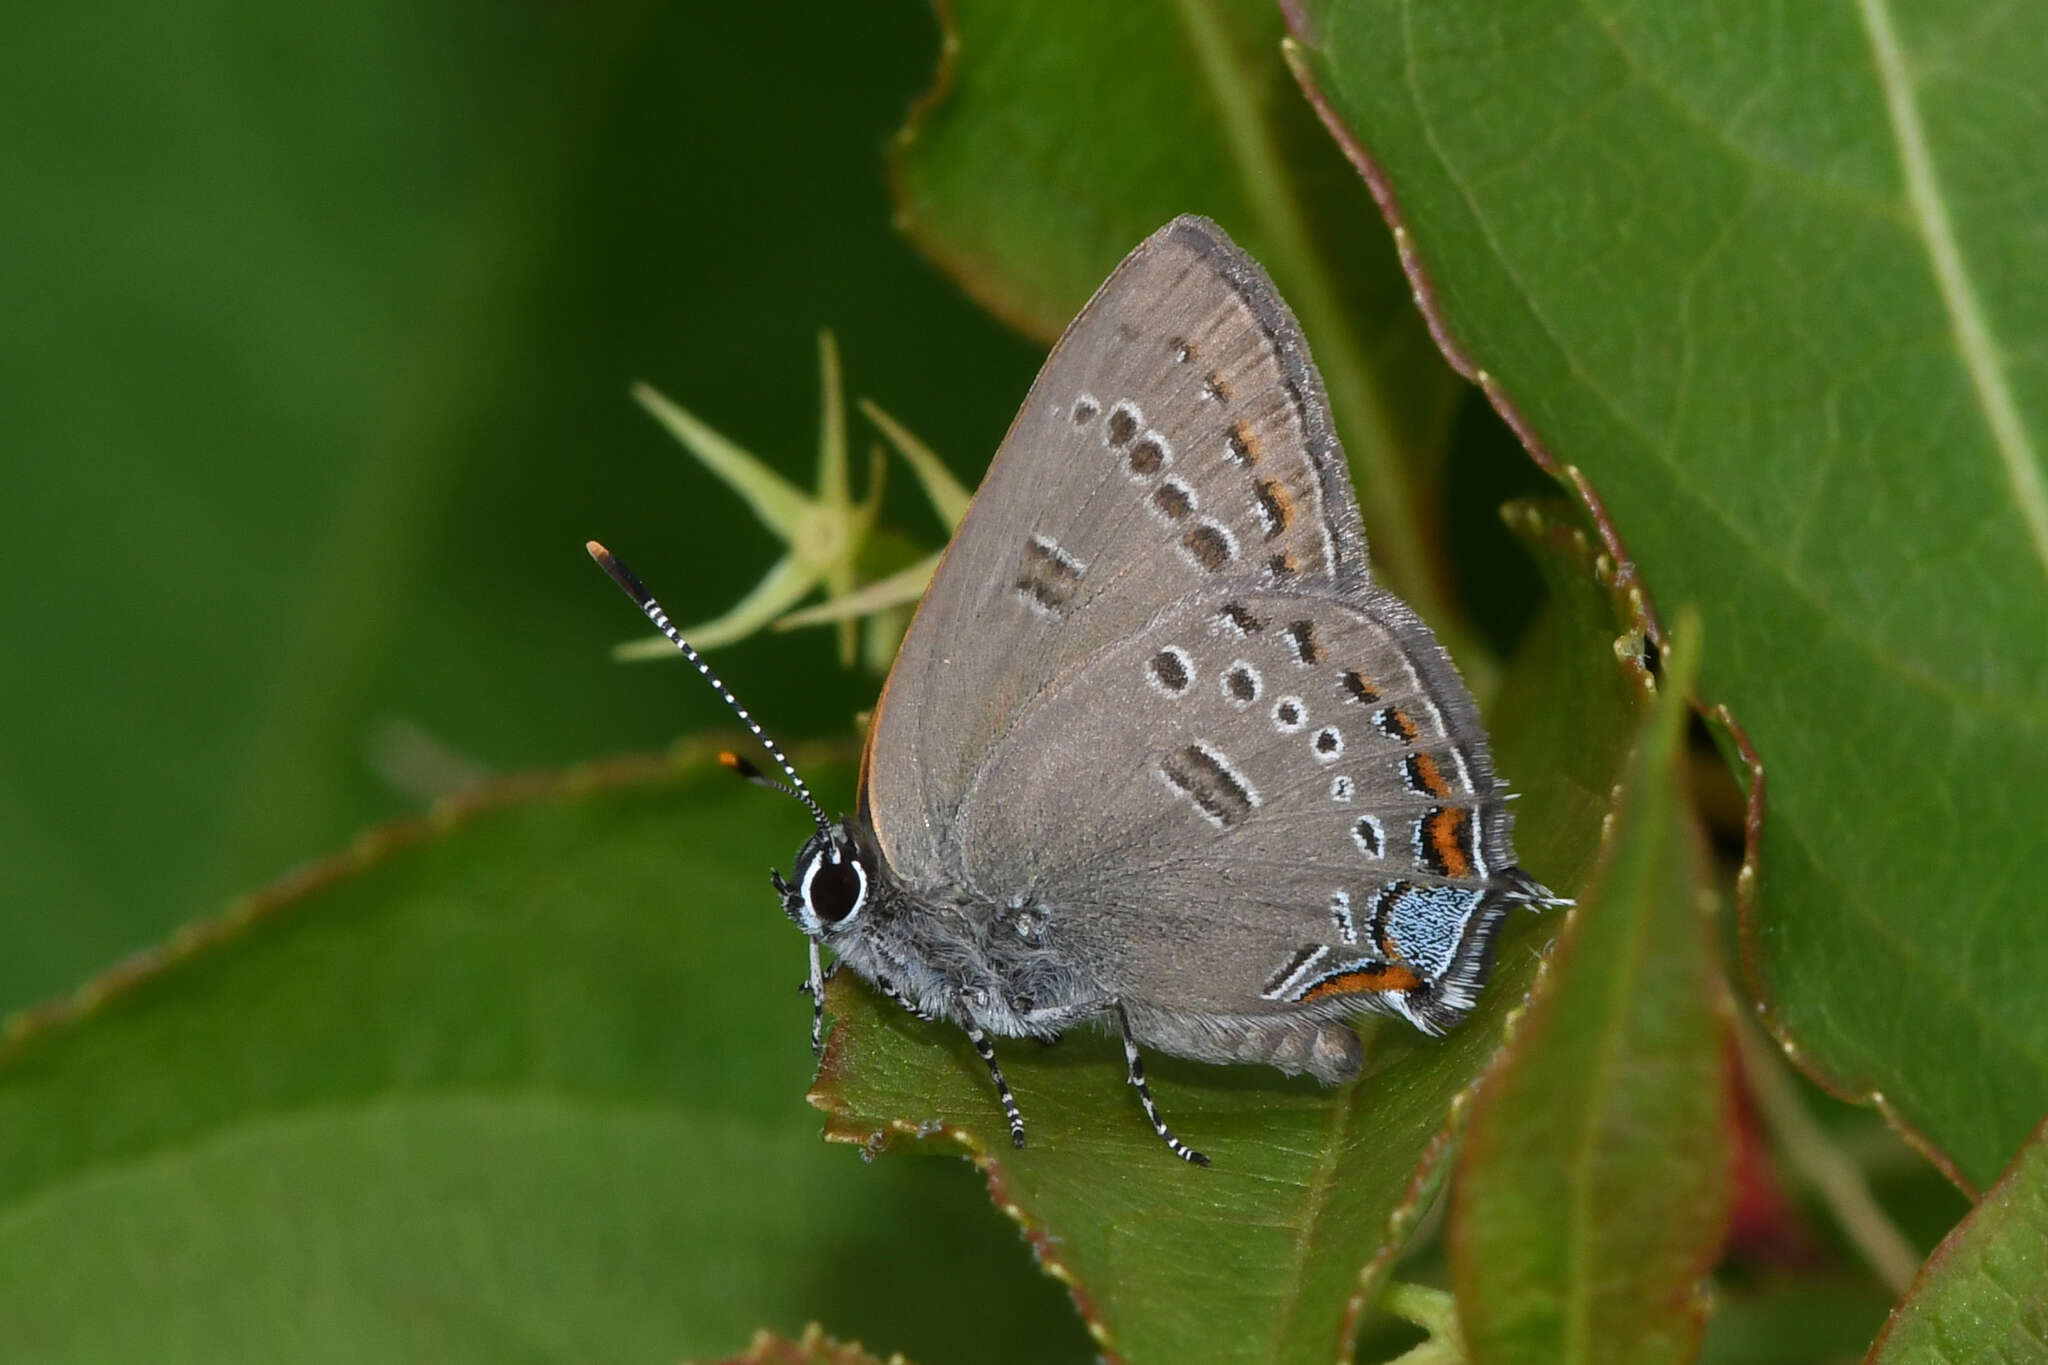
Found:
1147,646 -> 1193,696
1106,401 -> 1141,446
1222,661 -> 1261,706
1179,521 -> 1236,573
1126,431 -> 1171,477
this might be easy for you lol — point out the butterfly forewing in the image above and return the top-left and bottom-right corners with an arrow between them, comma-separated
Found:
865,217 -> 1368,895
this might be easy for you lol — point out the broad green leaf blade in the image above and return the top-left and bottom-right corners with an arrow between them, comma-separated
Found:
1286,0 -> 2048,1190
1452,614 -> 1731,1365
0,750 -> 1090,1365
813,507 -> 1652,1365
1867,1113 -> 2048,1363
891,0 -> 1469,639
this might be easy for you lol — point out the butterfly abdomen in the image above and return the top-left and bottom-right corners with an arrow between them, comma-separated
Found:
1122,1004 -> 1365,1085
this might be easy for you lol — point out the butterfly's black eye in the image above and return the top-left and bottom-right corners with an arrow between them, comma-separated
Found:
802,853 -> 867,927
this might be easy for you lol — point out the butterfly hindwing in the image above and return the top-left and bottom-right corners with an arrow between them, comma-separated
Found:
948,581 -> 1518,1034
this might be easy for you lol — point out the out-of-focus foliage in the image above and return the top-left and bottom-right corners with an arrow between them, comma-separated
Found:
0,0 -> 1037,1013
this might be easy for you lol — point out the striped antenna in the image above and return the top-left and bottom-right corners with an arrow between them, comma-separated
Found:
720,750 -> 814,809
586,540 -> 830,834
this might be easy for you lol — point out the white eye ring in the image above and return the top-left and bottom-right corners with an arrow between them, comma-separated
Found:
799,850 -> 867,931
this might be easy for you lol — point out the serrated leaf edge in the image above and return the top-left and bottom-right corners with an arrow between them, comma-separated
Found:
1277,15 -> 1975,1196
807,1075 -> 1124,1362
700,1321 -> 913,1365
1450,614 -> 1738,1361
1861,1110 -> 2048,1362
0,738 -> 853,1067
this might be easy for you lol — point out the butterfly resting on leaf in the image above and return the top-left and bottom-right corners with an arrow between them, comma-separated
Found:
589,216 -> 1559,1165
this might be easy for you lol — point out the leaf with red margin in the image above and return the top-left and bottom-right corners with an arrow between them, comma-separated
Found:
1453,611 -> 1735,1364
890,0 -> 1469,639
0,747 -> 1088,1364
1284,0 -> 2048,1192
810,508 -> 1651,1365
1865,1112 -> 2048,1362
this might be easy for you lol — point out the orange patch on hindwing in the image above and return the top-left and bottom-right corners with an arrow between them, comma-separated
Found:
1421,806 -> 1474,879
1302,963 -> 1423,999
1404,750 -> 1453,798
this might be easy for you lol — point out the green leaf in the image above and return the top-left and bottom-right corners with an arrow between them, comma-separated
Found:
1286,0 -> 2048,1190
0,750 -> 1091,1364
1451,612 -> 1731,1364
812,506 -> 1652,1364
891,0 -> 1472,645
1865,1113 -> 2048,1363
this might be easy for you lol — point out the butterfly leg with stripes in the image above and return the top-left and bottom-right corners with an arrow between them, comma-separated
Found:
962,1020 -> 1029,1149
1111,1002 -> 1209,1166
874,976 -> 937,1022
865,979 -> 1208,1163
1008,996 -> 1209,1165
868,978 -> 1027,1148
797,941 -> 841,1056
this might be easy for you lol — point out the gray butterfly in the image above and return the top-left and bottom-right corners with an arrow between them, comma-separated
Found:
592,215 -> 1555,1165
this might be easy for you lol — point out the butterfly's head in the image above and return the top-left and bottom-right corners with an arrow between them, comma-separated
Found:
773,819 -> 879,939
584,541 -> 875,939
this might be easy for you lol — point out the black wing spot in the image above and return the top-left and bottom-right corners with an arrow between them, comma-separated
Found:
1285,619 -> 1324,664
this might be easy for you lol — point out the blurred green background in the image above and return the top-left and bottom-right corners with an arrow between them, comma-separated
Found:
1,1 -> 1048,1013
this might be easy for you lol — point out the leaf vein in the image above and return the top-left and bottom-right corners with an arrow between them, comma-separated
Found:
1857,0 -> 2048,586
1393,0 -> 2046,721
